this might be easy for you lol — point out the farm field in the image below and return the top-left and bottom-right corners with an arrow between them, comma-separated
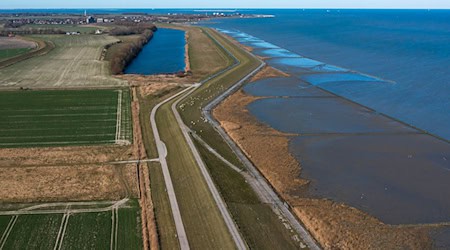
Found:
0,48 -> 33,61
0,34 -> 126,88
61,212 -> 112,250
0,200 -> 142,250
1,214 -> 62,250
0,89 -> 132,148
116,200 -> 143,250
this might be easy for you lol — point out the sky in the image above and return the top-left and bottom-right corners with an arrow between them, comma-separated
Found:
1,0 -> 450,9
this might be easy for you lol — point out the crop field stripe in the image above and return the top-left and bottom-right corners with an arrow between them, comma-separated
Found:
119,88 -> 133,143
1,113 -> 116,118
0,215 -> 18,250
114,208 -> 118,250
0,125 -> 117,132
0,140 -> 116,146
115,90 -> 122,143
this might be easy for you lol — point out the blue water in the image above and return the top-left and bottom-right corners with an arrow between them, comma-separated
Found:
124,28 -> 185,75
206,9 -> 450,141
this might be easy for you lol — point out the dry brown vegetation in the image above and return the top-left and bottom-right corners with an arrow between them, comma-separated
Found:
213,68 -> 433,249
251,65 -> 290,82
0,164 -> 125,202
0,145 -> 138,203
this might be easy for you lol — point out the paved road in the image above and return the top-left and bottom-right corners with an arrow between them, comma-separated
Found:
150,87 -> 193,250
172,87 -> 247,250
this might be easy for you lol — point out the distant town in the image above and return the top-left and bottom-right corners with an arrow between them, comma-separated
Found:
0,11 -> 274,28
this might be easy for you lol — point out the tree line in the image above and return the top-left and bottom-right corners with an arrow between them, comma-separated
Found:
0,28 -> 66,36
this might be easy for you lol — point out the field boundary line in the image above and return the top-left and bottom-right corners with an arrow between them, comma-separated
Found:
57,214 -> 70,250
0,140 -> 116,147
114,206 -> 119,250
110,205 -> 119,250
54,211 -> 70,250
0,215 -> 18,250
0,199 -> 129,216
115,90 -> 123,144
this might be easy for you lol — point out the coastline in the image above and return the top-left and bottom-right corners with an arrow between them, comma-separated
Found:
213,66 -> 433,249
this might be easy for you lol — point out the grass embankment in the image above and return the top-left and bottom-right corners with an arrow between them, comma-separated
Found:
156,96 -> 235,249
138,88 -> 181,250
0,34 -> 126,88
195,140 -> 302,249
0,89 -> 132,148
179,28 -> 304,249
2,214 -> 62,250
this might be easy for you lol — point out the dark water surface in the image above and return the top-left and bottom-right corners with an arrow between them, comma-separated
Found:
124,28 -> 185,75
290,134 -> 450,225
215,23 -> 450,227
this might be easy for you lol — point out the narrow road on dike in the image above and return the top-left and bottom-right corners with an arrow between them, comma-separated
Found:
150,87 -> 193,250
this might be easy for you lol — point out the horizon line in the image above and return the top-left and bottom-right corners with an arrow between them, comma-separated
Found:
1,7 -> 450,10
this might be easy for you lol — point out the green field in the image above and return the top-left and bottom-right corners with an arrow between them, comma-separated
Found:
1,214 -> 62,250
0,200 -> 142,250
0,48 -> 32,61
0,34 -> 126,88
0,216 -> 11,239
61,212 -> 112,250
0,89 -> 132,147
117,200 -> 143,250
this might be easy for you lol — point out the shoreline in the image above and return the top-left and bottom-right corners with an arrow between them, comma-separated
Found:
213,66 -> 435,249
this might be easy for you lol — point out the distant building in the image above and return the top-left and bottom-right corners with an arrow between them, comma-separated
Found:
97,18 -> 104,23
86,16 -> 95,24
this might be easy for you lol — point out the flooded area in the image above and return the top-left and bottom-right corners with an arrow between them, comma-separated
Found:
247,97 -> 417,135
290,134 -> 450,225
218,28 -> 450,228
124,28 -> 185,75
